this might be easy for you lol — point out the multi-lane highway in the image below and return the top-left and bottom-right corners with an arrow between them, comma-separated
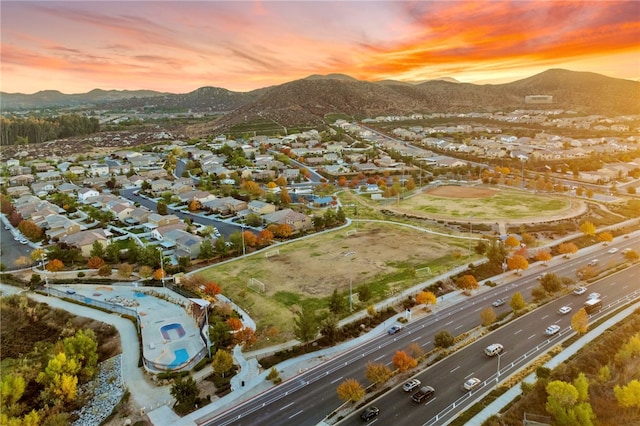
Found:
202,236 -> 639,426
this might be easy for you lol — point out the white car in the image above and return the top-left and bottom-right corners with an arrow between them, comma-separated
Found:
402,379 -> 421,392
573,286 -> 587,295
558,306 -> 572,315
588,292 -> 601,300
607,247 -> 618,254
545,325 -> 561,336
463,377 -> 481,391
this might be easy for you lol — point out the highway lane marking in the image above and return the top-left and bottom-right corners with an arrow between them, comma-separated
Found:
445,320 -> 454,326
289,410 -> 303,419
424,397 -> 437,406
464,372 -> 475,379
622,285 -> 628,289
474,307 -> 482,312
280,402 -> 294,411
529,334 -> 536,339
526,285 -> 533,290
450,366 -> 460,373
541,315 -> 548,320
609,282 -> 616,286
374,355 -> 385,361
330,376 -> 343,384
455,324 -> 463,330
412,336 -> 421,342
514,329 -> 522,335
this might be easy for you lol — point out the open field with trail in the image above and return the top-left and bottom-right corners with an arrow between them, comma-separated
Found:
199,220 -> 470,344
399,186 -> 572,219
199,186 -> 582,346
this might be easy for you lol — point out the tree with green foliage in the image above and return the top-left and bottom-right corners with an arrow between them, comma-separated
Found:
320,316 -> 339,343
540,273 -> 562,294
170,376 -> 199,408
212,349 -> 234,378
293,304 -> 318,343
510,292 -> 526,311
63,329 -> 99,382
157,200 -> 168,215
545,378 -> 596,426
357,284 -> 372,302
89,240 -> 105,259
434,330 -> 454,348
198,239 -> 215,259
328,288 -> 344,315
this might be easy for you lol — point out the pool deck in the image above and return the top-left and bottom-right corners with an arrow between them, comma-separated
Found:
51,283 -> 205,372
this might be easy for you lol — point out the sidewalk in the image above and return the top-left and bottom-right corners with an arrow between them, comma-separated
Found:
464,301 -> 640,425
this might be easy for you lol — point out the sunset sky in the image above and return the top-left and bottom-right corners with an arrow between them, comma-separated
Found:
2,1 -> 639,94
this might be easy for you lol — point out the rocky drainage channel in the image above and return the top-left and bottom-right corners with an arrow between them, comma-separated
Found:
72,354 -> 125,426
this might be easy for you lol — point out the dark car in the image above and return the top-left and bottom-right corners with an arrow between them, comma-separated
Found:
360,406 -> 379,421
387,325 -> 402,335
412,386 -> 435,403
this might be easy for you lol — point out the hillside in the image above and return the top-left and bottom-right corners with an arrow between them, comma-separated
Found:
196,69 -> 640,134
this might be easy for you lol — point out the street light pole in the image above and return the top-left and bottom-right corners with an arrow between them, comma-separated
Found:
349,276 -> 353,312
495,352 -> 503,389
160,251 -> 165,287
241,224 -> 246,257
41,253 -> 49,295
468,215 -> 475,262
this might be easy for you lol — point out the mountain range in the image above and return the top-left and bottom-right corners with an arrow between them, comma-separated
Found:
3,69 -> 639,133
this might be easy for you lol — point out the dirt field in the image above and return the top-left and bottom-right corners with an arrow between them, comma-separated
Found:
199,221 -> 468,342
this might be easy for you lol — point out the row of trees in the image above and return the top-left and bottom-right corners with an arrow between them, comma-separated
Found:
0,114 -> 100,145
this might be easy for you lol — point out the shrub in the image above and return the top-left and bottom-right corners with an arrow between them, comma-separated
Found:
77,272 -> 85,278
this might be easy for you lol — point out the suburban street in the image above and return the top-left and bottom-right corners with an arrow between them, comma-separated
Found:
201,235 -> 640,426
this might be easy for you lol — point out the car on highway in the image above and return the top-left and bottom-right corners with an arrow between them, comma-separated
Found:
622,248 -> 632,255
573,286 -> 587,295
558,306 -> 572,315
402,379 -> 421,392
360,406 -> 379,421
484,343 -> 504,357
545,325 -> 561,336
462,377 -> 481,391
587,259 -> 599,267
492,298 -> 506,307
588,292 -> 601,300
387,325 -> 402,335
412,386 -> 435,403
607,247 -> 618,254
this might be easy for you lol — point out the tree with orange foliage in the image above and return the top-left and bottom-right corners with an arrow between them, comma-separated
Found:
598,231 -> 613,245
87,256 -> 105,269
507,254 -> 529,273
234,327 -> 257,347
153,268 -> 165,281
336,378 -> 365,403
504,235 -> 521,250
188,199 -> 202,212
558,242 -> 578,258
46,259 -> 64,272
337,176 -> 347,187
280,187 -> 291,205
203,282 -> 221,298
257,229 -> 274,246
276,175 -> 287,187
268,223 -> 293,238
536,250 -> 552,265
455,274 -> 479,291
416,291 -> 437,306
226,317 -> 243,331
392,350 -> 417,372
18,220 -> 43,240
243,230 -> 258,247
242,180 -> 263,197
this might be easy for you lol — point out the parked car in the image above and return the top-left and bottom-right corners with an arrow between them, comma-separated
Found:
573,286 -> 587,295
607,247 -> 618,254
463,377 -> 481,391
558,306 -> 572,315
492,298 -> 506,307
360,406 -> 379,421
388,325 -> 402,335
484,343 -> 504,357
402,379 -> 421,392
545,325 -> 561,336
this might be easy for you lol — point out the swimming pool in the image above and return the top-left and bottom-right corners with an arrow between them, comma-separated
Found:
160,323 -> 186,341
169,348 -> 189,368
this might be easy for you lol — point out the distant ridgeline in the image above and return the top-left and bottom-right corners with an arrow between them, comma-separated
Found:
0,114 -> 100,146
